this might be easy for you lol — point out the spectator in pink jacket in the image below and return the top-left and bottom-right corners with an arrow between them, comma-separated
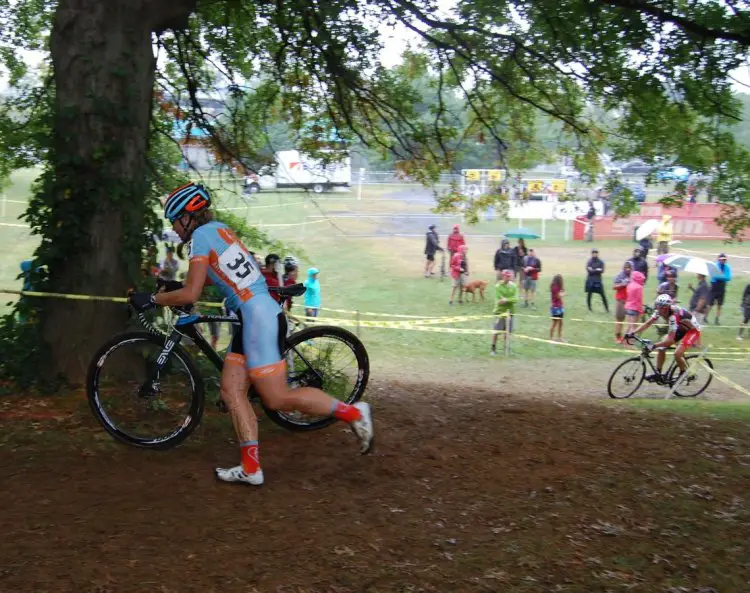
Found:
625,270 -> 646,335
447,224 -> 466,259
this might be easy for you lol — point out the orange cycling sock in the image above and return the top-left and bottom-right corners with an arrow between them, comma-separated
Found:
331,401 -> 361,423
240,440 -> 260,474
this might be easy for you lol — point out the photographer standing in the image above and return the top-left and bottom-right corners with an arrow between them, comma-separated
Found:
424,224 -> 443,277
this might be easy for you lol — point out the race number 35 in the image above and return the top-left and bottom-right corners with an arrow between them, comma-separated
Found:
218,243 -> 260,289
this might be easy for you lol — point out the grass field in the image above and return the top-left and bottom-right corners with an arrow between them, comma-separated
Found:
2,167 -> 750,394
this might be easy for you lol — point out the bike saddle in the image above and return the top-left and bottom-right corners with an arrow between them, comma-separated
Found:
269,283 -> 307,298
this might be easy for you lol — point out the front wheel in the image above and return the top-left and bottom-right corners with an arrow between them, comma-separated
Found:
607,356 -> 646,399
668,356 -> 713,397
86,331 -> 205,449
261,325 -> 370,431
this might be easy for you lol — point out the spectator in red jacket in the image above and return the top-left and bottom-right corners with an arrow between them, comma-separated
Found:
281,256 -> 299,312
261,253 -> 282,302
447,224 -> 466,259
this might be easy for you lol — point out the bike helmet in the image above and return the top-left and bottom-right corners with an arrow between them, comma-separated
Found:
655,294 -> 672,308
164,182 -> 212,223
283,255 -> 299,272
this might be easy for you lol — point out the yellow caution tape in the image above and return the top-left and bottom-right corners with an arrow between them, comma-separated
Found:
293,303 -> 750,328
0,289 -> 224,309
2,290 -> 748,363
699,362 -> 750,397
292,313 -> 507,334
292,304 -> 436,319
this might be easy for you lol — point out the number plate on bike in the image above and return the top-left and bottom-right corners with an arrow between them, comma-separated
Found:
218,243 -> 260,289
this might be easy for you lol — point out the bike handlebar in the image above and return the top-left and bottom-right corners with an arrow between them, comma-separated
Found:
624,334 -> 652,348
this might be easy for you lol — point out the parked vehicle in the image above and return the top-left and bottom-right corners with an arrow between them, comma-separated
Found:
655,166 -> 690,183
621,160 -> 652,175
244,150 -> 351,193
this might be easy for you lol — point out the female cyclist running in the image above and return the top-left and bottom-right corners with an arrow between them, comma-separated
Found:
128,183 -> 374,486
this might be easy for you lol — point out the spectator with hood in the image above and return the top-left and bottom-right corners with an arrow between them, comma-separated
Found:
625,270 -> 646,335
630,247 -> 649,281
447,224 -> 465,259
656,215 -> 673,254
494,239 -> 517,273
424,224 -> 443,277
304,267 -> 321,318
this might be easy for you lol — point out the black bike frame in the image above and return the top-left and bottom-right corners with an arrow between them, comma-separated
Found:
629,335 -> 679,377
137,311 -> 235,395
137,309 -> 321,396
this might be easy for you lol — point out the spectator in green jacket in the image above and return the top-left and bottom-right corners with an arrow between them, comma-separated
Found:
491,269 -> 519,356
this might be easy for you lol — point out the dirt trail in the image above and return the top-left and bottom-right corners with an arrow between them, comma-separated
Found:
1,382 -> 750,592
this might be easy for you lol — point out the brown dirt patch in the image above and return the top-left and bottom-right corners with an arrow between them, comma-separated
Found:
1,382 -> 750,593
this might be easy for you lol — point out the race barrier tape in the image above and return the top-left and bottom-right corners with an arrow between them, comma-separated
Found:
699,362 -> 750,397
3,290 -> 749,365
0,289 -> 225,309
291,303 -> 750,329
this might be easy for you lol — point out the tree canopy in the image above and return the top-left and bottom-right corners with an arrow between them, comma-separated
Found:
1,0 -> 750,382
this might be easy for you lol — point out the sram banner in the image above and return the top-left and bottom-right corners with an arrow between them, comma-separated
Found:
591,215 -> 734,240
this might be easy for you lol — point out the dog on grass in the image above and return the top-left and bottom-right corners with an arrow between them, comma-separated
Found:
462,279 -> 487,302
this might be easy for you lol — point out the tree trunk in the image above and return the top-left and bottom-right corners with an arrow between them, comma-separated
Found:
43,0 -> 195,384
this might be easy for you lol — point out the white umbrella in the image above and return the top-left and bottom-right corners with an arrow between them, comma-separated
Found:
684,258 -> 721,278
665,254 -> 721,278
636,219 -> 659,241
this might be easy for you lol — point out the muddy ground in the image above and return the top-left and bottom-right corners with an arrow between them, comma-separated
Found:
2,376 -> 750,593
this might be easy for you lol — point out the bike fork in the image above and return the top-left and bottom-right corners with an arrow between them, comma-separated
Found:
138,332 -> 184,398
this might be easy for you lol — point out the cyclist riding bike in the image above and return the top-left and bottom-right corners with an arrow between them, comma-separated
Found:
625,294 -> 702,383
128,182 -> 374,486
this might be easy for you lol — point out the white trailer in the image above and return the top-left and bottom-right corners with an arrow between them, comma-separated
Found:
244,150 -> 351,194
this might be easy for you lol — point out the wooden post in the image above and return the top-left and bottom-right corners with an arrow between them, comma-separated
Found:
504,319 -> 511,357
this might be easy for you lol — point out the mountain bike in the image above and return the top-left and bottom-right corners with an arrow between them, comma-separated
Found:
86,283 -> 369,450
607,334 -> 713,399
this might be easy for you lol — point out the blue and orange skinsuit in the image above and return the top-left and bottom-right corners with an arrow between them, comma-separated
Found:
188,220 -> 285,378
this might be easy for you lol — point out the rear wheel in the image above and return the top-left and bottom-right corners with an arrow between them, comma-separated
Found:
668,356 -> 713,397
607,357 -> 646,399
87,331 -> 204,449
261,325 -> 369,431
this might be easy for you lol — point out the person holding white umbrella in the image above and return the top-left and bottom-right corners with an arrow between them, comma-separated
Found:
635,219 -> 658,257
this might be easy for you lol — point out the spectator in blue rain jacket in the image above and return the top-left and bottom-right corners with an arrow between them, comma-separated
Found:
304,267 -> 321,319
